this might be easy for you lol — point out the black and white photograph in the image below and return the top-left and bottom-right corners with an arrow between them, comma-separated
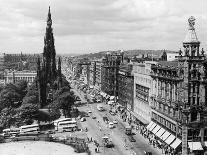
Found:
0,0 -> 207,155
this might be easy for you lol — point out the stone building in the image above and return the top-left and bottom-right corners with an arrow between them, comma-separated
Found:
94,60 -> 103,90
89,61 -> 96,86
101,52 -> 124,98
132,61 -> 157,125
4,70 -> 37,84
117,62 -> 134,112
149,16 -> 207,154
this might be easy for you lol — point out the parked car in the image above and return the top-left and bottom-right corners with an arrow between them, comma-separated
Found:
109,111 -> 116,116
113,120 -> 118,124
88,110 -> 92,113
81,117 -> 86,122
109,122 -> 114,129
92,115 -> 96,119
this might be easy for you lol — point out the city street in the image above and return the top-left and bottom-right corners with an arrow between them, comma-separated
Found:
71,84 -> 162,155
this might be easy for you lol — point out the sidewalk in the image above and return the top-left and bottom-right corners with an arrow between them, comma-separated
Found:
117,115 -> 164,154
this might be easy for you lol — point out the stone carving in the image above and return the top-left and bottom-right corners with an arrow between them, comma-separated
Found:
188,16 -> 196,30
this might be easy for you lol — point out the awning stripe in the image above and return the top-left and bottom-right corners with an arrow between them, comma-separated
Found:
170,138 -> 182,149
146,122 -> 154,130
155,128 -> 165,137
165,134 -> 175,145
152,125 -> 161,134
148,123 -> 156,131
160,131 -> 171,141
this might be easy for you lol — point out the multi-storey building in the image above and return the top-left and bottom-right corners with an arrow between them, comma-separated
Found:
95,60 -> 103,90
101,52 -> 124,98
89,61 -> 96,87
149,17 -> 207,154
4,70 -> 37,84
132,61 -> 157,125
117,62 -> 134,112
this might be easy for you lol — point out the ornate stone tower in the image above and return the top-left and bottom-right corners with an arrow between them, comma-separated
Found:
43,6 -> 57,83
177,16 -> 206,155
37,7 -> 60,108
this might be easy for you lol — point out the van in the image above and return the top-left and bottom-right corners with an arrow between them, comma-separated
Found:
109,122 -> 114,129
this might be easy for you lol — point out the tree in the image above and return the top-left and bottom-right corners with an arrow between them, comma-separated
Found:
48,102 -> 61,121
22,95 -> 38,105
53,90 -> 75,117
17,103 -> 39,125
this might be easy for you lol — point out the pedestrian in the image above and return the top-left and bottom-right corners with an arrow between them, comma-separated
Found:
91,137 -> 93,142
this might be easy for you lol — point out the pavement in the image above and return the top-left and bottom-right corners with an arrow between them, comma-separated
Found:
64,77 -> 164,155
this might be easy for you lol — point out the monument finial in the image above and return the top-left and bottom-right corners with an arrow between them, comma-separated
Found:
188,16 -> 196,30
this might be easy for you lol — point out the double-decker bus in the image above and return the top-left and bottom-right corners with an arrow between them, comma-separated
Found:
58,120 -> 77,132
19,124 -> 40,134
2,128 -> 20,137
53,118 -> 74,131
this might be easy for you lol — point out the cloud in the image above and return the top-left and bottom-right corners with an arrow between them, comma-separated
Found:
0,0 -> 207,54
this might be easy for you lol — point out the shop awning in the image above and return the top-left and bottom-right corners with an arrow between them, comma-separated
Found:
146,122 -> 154,130
165,134 -> 175,145
152,125 -> 161,134
160,131 -> 170,141
170,138 -> 182,149
188,142 -> 203,150
148,123 -> 156,131
155,127 -> 165,137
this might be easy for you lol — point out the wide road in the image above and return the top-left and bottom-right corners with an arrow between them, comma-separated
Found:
62,70 -> 162,155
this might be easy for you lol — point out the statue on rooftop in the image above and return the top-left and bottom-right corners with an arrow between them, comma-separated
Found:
188,16 -> 196,30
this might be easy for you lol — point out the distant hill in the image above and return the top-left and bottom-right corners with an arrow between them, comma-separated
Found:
75,49 -> 177,59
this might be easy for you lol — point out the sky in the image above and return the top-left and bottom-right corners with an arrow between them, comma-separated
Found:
0,0 -> 207,55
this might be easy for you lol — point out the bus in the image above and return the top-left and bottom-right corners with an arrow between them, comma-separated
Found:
9,128 -> 20,136
53,118 -> 74,131
125,126 -> 132,135
58,120 -> 77,132
19,124 -> 40,134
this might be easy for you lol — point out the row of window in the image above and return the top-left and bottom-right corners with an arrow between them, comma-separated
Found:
152,112 -> 182,136
136,84 -> 149,94
135,76 -> 152,85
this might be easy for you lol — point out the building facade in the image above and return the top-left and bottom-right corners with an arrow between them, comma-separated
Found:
95,60 -> 102,90
117,62 -> 134,111
4,70 -> 37,84
101,52 -> 124,97
149,17 -> 207,154
89,61 -> 96,86
133,61 -> 156,125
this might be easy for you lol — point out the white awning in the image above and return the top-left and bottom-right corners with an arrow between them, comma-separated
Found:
155,127 -> 165,137
170,138 -> 182,149
165,134 -> 175,145
152,125 -> 161,134
146,122 -> 154,130
160,131 -> 171,141
188,142 -> 203,150
148,123 -> 156,131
